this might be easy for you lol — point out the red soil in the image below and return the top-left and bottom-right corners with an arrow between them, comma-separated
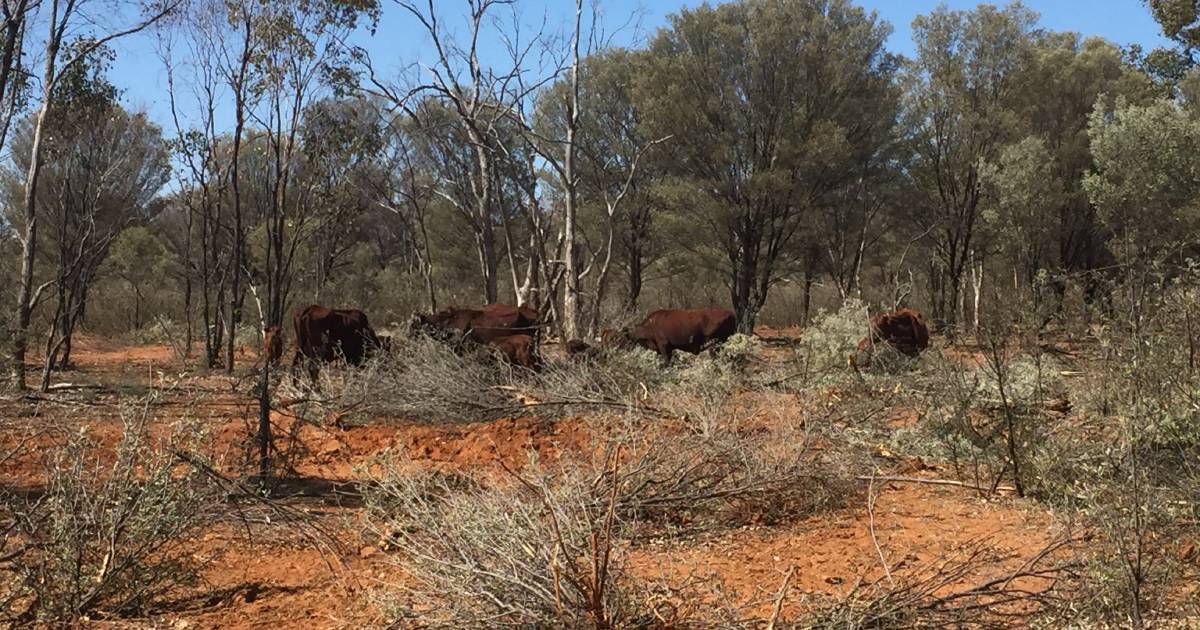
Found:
0,334 -> 1072,628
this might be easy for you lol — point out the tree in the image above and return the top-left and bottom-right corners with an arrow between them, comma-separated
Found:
0,0 -> 33,155
978,136 -> 1060,319
636,0 -> 898,332
2,48 -> 171,391
535,46 -> 669,334
363,102 -> 439,312
1014,34 -> 1154,306
1084,98 -> 1200,268
365,0 -> 551,305
160,0 -> 232,367
1141,0 -> 1200,85
903,3 -> 1036,330
107,226 -> 174,331
242,0 -> 380,332
11,0 -> 179,390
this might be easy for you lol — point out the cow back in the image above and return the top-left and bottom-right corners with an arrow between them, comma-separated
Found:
293,304 -> 379,365
633,307 -> 736,354
421,303 -> 540,344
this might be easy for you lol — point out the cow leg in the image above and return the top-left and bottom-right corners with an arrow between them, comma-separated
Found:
656,338 -> 673,365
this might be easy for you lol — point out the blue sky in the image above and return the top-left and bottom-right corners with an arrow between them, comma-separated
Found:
107,0 -> 1173,135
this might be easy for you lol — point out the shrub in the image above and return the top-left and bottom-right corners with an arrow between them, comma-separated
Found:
612,417 -> 856,532
0,406 -> 223,624
801,298 -> 870,371
362,452 -> 647,628
291,335 -> 512,424
288,336 -> 671,425
361,411 -> 856,626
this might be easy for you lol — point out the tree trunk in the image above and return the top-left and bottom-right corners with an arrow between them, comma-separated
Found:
803,272 -> 814,326
13,73 -> 55,390
626,235 -> 642,312
226,14 -> 252,373
559,0 -> 583,340
469,128 -> 498,304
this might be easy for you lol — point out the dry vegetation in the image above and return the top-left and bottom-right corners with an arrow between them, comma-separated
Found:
3,0 -> 1200,625
3,288 -> 1200,627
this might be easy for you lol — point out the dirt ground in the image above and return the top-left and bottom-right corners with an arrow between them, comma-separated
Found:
0,332 -> 1074,629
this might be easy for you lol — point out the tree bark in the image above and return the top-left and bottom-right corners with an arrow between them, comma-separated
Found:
13,12 -> 59,390
225,10 -> 253,373
560,0 -> 583,339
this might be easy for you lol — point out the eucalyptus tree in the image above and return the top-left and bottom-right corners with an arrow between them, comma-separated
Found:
160,0 -> 232,366
902,3 -> 1036,330
635,0 -> 898,332
2,50 -> 170,391
1085,98 -> 1200,270
364,0 -> 553,305
242,0 -> 380,332
11,0 -> 180,390
997,34 -> 1153,307
535,46 -> 668,333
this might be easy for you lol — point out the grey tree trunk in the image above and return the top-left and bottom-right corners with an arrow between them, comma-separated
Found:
13,22 -> 58,390
560,0 -> 583,339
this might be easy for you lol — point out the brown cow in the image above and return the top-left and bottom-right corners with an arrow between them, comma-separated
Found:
263,325 -> 284,366
477,334 -> 541,370
850,308 -> 930,369
292,305 -> 383,382
413,303 -> 541,345
628,308 -> 737,359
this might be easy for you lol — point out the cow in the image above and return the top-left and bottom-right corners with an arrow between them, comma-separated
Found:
850,308 -> 930,369
411,303 -> 541,346
627,307 -> 737,359
292,305 -> 384,382
263,325 -> 284,366
477,334 -> 541,370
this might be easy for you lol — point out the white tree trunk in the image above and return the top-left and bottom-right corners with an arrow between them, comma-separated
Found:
560,0 -> 583,340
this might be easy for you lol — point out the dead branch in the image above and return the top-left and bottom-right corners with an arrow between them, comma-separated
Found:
857,475 -> 1017,494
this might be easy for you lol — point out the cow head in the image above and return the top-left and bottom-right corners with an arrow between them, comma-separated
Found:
599,327 -> 636,350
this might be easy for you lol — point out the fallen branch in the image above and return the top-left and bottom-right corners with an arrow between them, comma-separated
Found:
866,473 -> 895,587
765,564 -> 795,630
169,448 -> 349,561
44,382 -> 105,391
857,475 -> 1017,494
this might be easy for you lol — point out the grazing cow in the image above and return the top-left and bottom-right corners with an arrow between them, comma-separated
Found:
850,308 -> 930,369
628,308 -> 737,359
292,305 -> 383,382
412,303 -> 541,345
263,325 -> 284,366
477,334 -> 541,370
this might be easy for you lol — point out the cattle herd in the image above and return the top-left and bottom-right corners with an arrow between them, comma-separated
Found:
267,302 -> 932,380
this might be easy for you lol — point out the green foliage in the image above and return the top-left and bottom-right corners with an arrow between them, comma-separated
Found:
980,137 -> 1060,277
1084,97 -> 1200,261
635,0 -> 899,328
106,226 -> 174,286
800,298 -> 870,371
